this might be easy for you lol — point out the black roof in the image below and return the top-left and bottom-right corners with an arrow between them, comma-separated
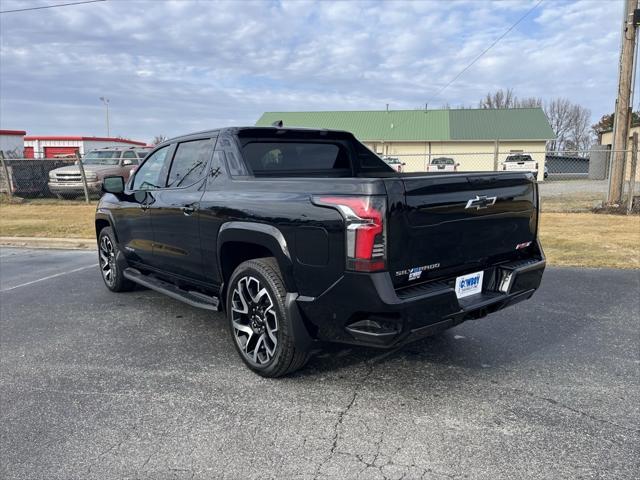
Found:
160,126 -> 353,148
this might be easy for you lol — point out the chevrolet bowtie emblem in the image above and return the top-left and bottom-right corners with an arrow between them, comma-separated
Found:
465,195 -> 497,210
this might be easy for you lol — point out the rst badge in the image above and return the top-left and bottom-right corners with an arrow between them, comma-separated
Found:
408,267 -> 422,281
455,271 -> 484,299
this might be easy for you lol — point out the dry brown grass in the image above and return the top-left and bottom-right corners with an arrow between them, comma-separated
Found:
540,192 -> 604,213
539,213 -> 640,269
1,199 -> 638,269
0,199 -> 97,238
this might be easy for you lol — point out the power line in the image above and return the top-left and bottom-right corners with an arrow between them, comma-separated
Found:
428,0 -> 544,104
0,0 -> 106,14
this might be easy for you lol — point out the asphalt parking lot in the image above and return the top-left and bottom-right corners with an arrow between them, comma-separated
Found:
1,248 -> 638,480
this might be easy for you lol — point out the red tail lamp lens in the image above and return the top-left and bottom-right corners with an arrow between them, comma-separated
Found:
313,196 -> 386,272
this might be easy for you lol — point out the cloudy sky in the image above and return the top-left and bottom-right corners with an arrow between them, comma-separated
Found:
0,0 -> 625,143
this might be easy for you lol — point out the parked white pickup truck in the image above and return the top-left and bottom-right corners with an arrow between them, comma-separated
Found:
501,154 -> 538,176
427,157 -> 458,172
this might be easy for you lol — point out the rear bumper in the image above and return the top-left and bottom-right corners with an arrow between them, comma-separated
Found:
296,251 -> 545,348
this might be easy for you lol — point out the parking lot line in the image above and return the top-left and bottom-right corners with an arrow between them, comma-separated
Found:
0,264 -> 95,292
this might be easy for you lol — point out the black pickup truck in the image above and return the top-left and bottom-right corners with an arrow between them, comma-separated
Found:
96,127 -> 545,377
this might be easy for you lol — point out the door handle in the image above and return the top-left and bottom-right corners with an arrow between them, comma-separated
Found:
181,203 -> 198,216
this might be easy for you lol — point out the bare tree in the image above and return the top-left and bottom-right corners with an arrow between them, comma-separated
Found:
544,99 -> 592,152
564,104 -> 592,152
518,97 -> 543,108
544,98 -> 573,151
438,102 -> 473,110
478,90 -> 593,151
152,135 -> 168,145
479,89 -> 543,109
479,88 -> 517,109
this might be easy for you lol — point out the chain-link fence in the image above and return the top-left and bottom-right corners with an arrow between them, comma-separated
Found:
1,147 -> 639,213
0,151 -> 113,203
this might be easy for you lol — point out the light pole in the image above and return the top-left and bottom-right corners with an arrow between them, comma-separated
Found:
99,96 -> 110,137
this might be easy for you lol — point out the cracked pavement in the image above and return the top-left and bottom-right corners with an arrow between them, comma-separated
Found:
1,248 -> 639,479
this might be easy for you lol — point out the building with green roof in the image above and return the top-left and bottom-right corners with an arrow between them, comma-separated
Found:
256,108 -> 554,179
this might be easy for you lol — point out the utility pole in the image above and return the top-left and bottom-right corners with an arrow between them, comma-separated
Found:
99,96 -> 110,137
608,0 -> 639,204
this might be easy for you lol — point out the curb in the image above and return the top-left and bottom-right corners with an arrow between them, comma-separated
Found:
0,236 -> 96,250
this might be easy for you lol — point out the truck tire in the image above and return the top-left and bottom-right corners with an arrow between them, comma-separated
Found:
227,257 -> 309,377
98,227 -> 135,292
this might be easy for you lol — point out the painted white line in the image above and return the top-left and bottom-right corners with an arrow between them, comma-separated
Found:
0,264 -> 96,292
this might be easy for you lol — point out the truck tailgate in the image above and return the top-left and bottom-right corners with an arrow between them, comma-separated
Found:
385,172 -> 538,288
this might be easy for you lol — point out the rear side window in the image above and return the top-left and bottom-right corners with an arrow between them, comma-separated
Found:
431,158 -> 454,165
506,155 -> 532,162
242,142 -> 350,176
355,142 -> 393,172
166,139 -> 213,187
122,151 -> 139,164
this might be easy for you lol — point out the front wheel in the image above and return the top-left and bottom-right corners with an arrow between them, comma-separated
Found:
98,227 -> 135,292
227,258 -> 309,377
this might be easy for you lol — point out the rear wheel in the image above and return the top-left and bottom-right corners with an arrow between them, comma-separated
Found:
227,258 -> 309,377
98,227 -> 134,292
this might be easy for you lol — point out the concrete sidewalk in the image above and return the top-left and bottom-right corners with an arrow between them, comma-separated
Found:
0,236 -> 96,250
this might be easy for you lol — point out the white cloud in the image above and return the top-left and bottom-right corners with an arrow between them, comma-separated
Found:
0,0 -> 624,142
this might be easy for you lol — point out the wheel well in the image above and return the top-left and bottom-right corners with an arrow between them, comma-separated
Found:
220,241 -> 273,284
95,219 -> 110,237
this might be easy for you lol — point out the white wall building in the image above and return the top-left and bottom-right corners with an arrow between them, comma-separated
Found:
24,136 -> 147,158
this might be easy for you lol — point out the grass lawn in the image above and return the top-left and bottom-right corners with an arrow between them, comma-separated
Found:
539,213 -> 639,269
1,199 -> 639,269
540,192 -> 604,213
0,199 -> 97,238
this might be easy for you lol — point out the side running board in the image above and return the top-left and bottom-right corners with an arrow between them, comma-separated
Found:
123,268 -> 220,311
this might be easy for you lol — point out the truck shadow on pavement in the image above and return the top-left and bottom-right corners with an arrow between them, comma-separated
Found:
293,268 -> 624,378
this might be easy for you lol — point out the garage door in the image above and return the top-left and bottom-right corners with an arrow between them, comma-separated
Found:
24,147 -> 34,158
43,146 -> 79,158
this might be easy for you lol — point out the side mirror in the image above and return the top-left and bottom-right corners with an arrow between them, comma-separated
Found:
122,159 -> 133,166
102,176 -> 125,194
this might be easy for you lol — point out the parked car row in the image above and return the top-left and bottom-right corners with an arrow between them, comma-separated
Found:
382,154 -> 547,178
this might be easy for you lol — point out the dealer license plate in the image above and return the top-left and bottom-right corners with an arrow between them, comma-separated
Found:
455,271 -> 484,299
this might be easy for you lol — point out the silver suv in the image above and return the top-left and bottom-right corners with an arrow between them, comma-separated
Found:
48,147 -> 150,198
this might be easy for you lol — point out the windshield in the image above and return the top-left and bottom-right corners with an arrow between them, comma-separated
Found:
82,151 -> 121,165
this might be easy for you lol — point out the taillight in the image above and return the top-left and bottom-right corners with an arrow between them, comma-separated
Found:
312,195 -> 386,272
